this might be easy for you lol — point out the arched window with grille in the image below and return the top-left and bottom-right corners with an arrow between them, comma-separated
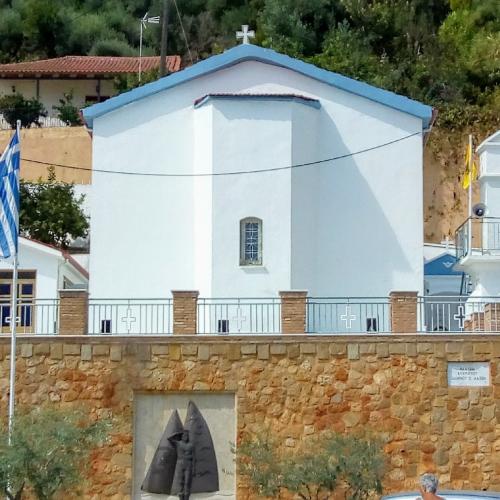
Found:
240,217 -> 262,265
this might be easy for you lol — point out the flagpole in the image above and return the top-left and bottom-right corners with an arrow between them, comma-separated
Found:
467,134 -> 473,256
7,120 -> 20,445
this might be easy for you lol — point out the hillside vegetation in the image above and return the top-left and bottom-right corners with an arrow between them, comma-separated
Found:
0,0 -> 498,241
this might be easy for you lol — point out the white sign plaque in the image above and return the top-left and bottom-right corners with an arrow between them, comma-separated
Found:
448,362 -> 490,387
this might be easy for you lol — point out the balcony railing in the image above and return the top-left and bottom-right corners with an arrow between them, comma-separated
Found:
0,299 -> 59,334
0,115 -> 69,130
307,297 -> 391,333
88,299 -> 173,335
418,295 -> 500,333
456,217 -> 500,260
197,298 -> 281,334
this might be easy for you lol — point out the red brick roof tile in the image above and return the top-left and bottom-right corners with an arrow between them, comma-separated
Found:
0,55 -> 181,77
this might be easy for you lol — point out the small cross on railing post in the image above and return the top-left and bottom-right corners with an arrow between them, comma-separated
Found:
236,25 -> 255,45
232,307 -> 247,333
5,315 -> 21,326
121,307 -> 137,333
340,306 -> 356,329
453,305 -> 466,330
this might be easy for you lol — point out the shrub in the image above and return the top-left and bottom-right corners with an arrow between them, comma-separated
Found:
0,93 -> 46,128
237,431 -> 385,500
53,91 -> 81,126
0,406 -> 110,500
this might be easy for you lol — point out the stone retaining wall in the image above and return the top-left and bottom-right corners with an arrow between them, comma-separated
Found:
0,335 -> 499,498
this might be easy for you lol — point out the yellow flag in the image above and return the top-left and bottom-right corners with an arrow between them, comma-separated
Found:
462,142 -> 478,189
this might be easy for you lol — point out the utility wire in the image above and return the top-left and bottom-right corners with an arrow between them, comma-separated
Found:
172,0 -> 194,65
20,131 -> 421,178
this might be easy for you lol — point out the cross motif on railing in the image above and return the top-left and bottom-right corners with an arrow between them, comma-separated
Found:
121,307 -> 137,333
232,307 -> 247,332
453,305 -> 466,330
5,315 -> 21,326
340,306 -> 356,329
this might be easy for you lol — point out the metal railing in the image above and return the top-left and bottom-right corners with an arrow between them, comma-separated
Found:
456,217 -> 500,260
88,299 -> 173,335
0,115 -> 69,130
307,297 -> 391,333
418,295 -> 500,333
0,299 -> 59,334
197,298 -> 281,334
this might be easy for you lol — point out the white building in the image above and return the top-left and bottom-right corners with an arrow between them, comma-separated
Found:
0,237 -> 88,333
0,56 -> 181,126
83,44 -> 433,300
456,130 -> 500,299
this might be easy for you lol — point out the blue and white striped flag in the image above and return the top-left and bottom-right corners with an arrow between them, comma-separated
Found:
0,129 -> 20,259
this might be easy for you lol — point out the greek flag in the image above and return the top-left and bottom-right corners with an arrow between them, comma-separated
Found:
0,129 -> 20,259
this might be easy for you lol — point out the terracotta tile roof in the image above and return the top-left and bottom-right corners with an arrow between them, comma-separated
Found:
0,55 -> 182,77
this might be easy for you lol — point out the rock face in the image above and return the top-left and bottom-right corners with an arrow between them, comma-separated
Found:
0,335 -> 499,498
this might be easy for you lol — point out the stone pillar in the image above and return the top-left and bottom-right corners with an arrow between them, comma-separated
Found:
390,291 -> 418,333
58,290 -> 89,335
464,312 -> 484,332
280,291 -> 307,334
172,290 -> 199,335
483,303 -> 498,332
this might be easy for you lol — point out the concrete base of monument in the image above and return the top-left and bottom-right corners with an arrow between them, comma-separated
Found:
133,393 -> 236,500
140,491 -> 235,499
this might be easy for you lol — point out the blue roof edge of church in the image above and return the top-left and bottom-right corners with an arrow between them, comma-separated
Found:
82,44 -> 433,130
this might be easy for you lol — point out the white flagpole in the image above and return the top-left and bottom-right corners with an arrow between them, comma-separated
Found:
7,120 -> 20,445
467,134 -> 473,255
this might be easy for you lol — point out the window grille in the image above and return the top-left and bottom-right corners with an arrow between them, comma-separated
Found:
240,217 -> 262,265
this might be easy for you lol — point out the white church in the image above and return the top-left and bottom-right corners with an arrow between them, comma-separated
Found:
82,41 -> 434,300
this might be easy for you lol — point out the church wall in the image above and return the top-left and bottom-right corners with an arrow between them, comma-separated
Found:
210,98 -> 293,296
0,334 -> 498,498
89,84 -> 198,298
290,102 -> 320,291
89,60 -> 425,298
193,104 -> 213,295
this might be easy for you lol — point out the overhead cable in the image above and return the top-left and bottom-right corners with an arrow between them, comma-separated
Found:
20,131 -> 421,178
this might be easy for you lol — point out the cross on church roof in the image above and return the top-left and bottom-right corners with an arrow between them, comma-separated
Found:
236,25 -> 255,45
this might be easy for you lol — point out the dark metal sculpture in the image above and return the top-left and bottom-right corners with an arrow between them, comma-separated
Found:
141,400 -> 219,499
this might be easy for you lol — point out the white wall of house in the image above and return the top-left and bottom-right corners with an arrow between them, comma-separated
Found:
0,239 -> 87,299
89,60 -> 424,299
0,79 -> 116,116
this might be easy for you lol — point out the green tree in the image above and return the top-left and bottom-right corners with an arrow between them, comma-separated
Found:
53,91 -> 82,126
20,168 -> 89,248
237,431 -> 385,500
0,407 -> 110,500
0,94 -> 47,129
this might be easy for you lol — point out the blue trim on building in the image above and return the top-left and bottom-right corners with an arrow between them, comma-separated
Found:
82,44 -> 433,130
424,253 -> 461,276
193,94 -> 321,109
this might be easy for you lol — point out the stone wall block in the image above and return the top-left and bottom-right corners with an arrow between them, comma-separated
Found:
50,343 -> 63,360
151,345 -> 169,356
198,344 -> 210,361
20,343 -> 33,358
172,291 -> 199,335
63,343 -> 81,356
280,291 -> 307,334
270,344 -> 287,355
34,344 -> 50,356
110,345 -> 122,361
58,290 -> 89,335
81,344 -> 92,361
390,291 -> 418,333
347,344 -> 359,360
257,344 -> 270,360
241,344 -> 257,355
